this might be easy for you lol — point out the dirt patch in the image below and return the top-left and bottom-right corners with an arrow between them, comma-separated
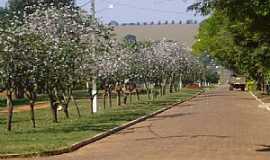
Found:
186,83 -> 201,89
0,102 -> 49,113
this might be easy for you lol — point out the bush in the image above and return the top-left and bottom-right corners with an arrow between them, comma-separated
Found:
247,80 -> 256,91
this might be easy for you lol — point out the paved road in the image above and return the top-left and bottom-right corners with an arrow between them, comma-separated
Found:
13,86 -> 270,160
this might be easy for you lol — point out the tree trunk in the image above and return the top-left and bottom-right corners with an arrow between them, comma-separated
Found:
108,87 -> 112,108
162,85 -> 166,95
71,96 -> 81,117
135,89 -> 140,101
89,96 -> 94,114
29,101 -> 36,128
7,91 -> 13,131
49,98 -> 58,123
129,92 -> 132,103
103,92 -> 106,110
15,86 -> 24,99
87,82 -> 94,114
63,103 -> 69,118
147,89 -> 151,100
123,93 -> 127,105
151,84 -> 155,101
174,83 -> 178,92
117,91 -> 121,106
169,75 -> 174,93
160,84 -> 163,96
169,82 -> 173,93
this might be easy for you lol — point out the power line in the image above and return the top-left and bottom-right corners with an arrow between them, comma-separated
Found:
77,0 -> 194,15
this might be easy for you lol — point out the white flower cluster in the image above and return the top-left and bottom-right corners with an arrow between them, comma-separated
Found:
0,4 -> 203,103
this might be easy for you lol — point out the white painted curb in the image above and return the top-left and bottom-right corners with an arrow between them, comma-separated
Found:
249,91 -> 270,110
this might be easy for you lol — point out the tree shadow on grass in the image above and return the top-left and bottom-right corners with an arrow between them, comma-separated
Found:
15,111 -> 148,134
0,117 -> 5,125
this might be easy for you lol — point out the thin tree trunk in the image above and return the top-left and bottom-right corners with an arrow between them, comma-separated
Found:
87,82 -> 93,114
147,89 -> 151,100
117,91 -> 121,106
162,85 -> 166,95
151,84 -> 155,101
169,83 -> 173,93
135,89 -> 140,101
49,97 -> 58,123
7,91 -> 13,131
29,101 -> 36,128
103,92 -> 106,110
89,96 -> 93,114
48,92 -> 58,123
143,80 -> 151,100
63,103 -> 69,118
129,92 -> 132,103
160,83 -> 163,96
71,96 -> 81,117
108,87 -> 112,108
15,86 -> 24,99
123,92 -> 128,105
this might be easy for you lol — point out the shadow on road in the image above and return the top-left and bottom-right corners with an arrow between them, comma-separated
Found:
256,145 -> 270,152
147,112 -> 194,122
203,94 -> 230,97
237,98 -> 255,101
136,134 -> 230,141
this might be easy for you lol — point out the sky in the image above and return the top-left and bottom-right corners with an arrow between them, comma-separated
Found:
0,0 -> 205,23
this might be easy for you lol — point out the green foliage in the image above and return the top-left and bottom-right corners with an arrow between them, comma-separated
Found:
206,71 -> 219,84
191,0 -> 270,85
247,80 -> 256,92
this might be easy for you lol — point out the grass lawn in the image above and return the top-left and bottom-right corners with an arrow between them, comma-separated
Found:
0,88 -> 201,154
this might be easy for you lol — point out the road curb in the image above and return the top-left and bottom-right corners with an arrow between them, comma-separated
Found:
249,91 -> 264,105
0,90 -> 203,159
249,91 -> 270,110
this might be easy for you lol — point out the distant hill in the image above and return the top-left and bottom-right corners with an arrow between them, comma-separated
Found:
113,24 -> 199,48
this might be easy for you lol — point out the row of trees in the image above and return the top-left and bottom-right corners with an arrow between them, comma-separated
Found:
0,2 -> 205,131
190,0 -> 270,91
109,19 -> 198,27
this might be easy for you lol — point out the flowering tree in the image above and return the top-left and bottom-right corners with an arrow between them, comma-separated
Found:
0,2 -> 206,131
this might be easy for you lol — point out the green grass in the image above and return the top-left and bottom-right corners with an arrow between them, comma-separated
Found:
0,88 -> 201,154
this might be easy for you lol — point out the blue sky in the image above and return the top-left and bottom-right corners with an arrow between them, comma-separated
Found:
0,0 -> 205,23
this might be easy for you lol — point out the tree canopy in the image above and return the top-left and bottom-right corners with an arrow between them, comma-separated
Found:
191,0 -> 270,89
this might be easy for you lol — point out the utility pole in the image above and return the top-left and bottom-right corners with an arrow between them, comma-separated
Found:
91,0 -> 98,113
91,0 -> 96,18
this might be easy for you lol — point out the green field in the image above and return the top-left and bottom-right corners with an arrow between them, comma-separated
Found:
0,88 -> 201,154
